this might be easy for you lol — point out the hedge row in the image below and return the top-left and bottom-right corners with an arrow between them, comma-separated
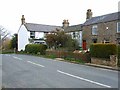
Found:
90,43 -> 117,59
46,50 -> 91,63
117,45 -> 120,66
25,44 -> 47,55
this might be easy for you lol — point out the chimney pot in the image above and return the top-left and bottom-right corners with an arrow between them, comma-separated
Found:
86,9 -> 93,20
21,15 -> 25,25
62,19 -> 69,28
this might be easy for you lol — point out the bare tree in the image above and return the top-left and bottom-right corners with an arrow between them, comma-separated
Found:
0,25 -> 10,49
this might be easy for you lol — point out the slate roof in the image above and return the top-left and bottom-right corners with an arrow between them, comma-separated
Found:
24,23 -> 62,32
64,24 -> 82,32
84,12 -> 119,26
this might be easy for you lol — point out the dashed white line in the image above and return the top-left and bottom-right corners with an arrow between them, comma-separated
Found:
13,56 -> 23,60
27,61 -> 45,67
57,70 -> 111,88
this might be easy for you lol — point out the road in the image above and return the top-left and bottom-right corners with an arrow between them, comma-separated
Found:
0,54 -> 119,88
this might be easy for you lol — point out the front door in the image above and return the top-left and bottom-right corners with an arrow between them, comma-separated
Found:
82,40 -> 86,50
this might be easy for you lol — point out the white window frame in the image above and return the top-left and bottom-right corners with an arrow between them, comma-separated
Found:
30,31 -> 35,38
92,25 -> 98,35
117,22 -> 120,33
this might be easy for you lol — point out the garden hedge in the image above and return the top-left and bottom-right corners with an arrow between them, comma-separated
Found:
90,43 -> 117,59
46,50 -> 91,63
25,44 -> 47,55
117,45 -> 120,66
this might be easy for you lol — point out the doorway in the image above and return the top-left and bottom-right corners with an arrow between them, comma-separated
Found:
82,40 -> 86,50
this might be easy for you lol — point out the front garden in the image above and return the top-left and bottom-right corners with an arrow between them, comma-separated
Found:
90,43 -> 119,67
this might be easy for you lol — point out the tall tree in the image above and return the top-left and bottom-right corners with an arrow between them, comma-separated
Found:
45,29 -> 79,51
10,34 -> 18,50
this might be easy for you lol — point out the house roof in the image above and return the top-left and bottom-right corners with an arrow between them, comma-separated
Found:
64,24 -> 82,32
24,23 -> 62,32
84,12 -> 119,26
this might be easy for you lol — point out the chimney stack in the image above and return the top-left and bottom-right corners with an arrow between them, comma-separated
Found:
62,19 -> 69,28
21,15 -> 25,25
86,9 -> 93,20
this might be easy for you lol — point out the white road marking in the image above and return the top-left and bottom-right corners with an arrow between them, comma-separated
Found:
13,56 -> 23,60
57,70 -> 111,88
5,55 -> 10,56
27,61 -> 45,67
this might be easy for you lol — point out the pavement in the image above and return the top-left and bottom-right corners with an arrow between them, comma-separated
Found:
55,58 -> 120,71
1,54 -> 119,88
85,63 -> 120,71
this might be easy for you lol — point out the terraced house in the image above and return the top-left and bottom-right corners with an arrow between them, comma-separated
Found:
82,9 -> 120,50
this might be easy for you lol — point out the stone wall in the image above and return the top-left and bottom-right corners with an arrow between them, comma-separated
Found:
82,21 -> 117,49
91,55 -> 117,67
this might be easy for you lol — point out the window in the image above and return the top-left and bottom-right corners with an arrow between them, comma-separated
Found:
73,32 -> 76,38
92,25 -> 98,35
102,38 -> 110,43
30,31 -> 35,38
117,22 -> 120,33
92,38 -> 97,43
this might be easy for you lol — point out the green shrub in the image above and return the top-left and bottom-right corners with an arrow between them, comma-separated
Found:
46,50 -> 90,63
25,44 -> 47,55
45,54 -> 57,59
1,50 -> 14,54
117,45 -> 120,66
90,43 -> 117,59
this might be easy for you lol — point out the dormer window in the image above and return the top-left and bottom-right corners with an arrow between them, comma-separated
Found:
117,22 -> 120,33
92,25 -> 98,35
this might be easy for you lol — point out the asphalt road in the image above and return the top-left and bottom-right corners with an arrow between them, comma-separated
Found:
1,54 -> 119,88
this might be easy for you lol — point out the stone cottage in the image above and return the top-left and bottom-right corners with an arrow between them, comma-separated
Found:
82,9 -> 119,50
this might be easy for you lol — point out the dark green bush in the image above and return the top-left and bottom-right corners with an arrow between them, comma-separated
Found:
25,44 -> 47,55
90,43 -> 117,59
117,45 -> 120,66
118,45 -> 120,58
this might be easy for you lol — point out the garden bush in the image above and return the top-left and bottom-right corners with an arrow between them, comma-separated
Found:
1,49 -> 14,54
46,50 -> 90,63
25,44 -> 47,55
117,45 -> 120,66
90,43 -> 117,59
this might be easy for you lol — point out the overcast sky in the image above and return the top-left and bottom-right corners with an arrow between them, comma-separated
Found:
0,0 -> 119,34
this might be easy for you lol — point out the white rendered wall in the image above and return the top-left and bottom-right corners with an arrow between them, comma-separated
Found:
79,31 -> 82,47
18,25 -> 30,51
35,32 -> 44,39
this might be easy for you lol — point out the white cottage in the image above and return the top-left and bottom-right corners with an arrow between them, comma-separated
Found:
18,15 -> 82,51
18,15 -> 61,51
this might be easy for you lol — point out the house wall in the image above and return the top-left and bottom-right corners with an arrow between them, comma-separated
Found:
82,20 -> 117,49
66,31 -> 82,47
18,25 -> 30,51
35,32 -> 44,39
